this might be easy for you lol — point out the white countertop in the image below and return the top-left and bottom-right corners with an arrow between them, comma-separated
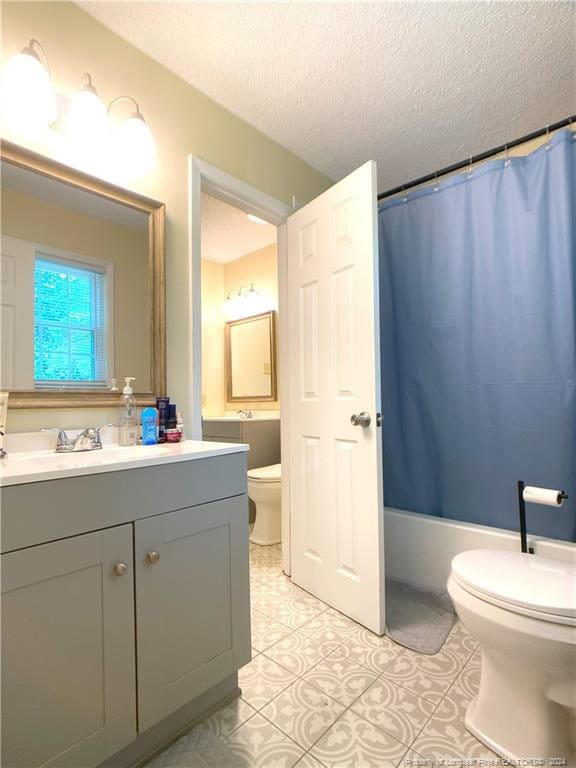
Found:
203,415 -> 280,423
0,440 -> 248,487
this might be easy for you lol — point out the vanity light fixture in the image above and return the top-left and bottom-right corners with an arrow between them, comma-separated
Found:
1,39 -> 57,129
108,96 -> 156,176
2,37 -> 156,177
247,213 -> 269,225
66,73 -> 109,155
223,283 -> 272,321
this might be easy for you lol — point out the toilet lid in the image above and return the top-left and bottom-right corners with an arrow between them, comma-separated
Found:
247,463 -> 281,482
451,549 -> 576,620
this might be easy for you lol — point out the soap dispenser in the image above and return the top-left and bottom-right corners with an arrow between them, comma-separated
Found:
119,377 -> 139,446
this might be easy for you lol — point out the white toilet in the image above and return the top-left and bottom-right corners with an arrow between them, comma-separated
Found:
247,463 -> 281,545
447,549 -> 576,763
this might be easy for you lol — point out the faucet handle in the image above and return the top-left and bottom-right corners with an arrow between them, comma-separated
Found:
41,427 -> 71,449
92,423 -> 113,448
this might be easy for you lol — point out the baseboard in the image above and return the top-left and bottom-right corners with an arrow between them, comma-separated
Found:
98,674 -> 239,768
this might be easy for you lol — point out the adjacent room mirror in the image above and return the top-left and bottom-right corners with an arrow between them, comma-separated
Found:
0,141 -> 165,408
225,311 -> 277,401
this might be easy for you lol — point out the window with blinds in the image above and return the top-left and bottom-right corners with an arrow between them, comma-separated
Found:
34,255 -> 108,387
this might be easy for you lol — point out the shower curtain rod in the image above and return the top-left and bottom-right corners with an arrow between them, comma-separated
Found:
377,114 -> 576,201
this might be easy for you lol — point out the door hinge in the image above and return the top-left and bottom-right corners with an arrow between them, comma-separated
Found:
376,413 -> 382,427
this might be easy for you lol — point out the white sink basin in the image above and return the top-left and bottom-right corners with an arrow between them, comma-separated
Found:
0,440 -> 248,486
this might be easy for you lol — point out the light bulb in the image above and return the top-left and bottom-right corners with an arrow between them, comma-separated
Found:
66,74 -> 109,169
114,112 -> 156,177
66,76 -> 107,138
1,41 -> 57,131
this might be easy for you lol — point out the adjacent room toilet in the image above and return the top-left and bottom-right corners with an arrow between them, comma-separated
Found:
247,463 -> 281,545
447,549 -> 576,763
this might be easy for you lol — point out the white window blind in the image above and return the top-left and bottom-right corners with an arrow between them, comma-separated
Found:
34,255 -> 108,388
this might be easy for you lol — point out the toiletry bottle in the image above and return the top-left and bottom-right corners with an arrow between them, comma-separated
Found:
176,411 -> 184,441
165,403 -> 181,443
141,406 -> 159,445
156,396 -> 170,443
119,377 -> 139,446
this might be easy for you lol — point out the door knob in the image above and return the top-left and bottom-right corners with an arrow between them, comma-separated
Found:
147,551 -> 160,564
113,562 -> 128,576
351,412 -> 371,428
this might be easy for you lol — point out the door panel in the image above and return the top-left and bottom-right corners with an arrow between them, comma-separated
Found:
0,235 -> 34,389
135,496 -> 250,732
287,160 -> 385,634
1,526 -> 136,768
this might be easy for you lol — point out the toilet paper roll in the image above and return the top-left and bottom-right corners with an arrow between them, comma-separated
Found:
523,486 -> 566,508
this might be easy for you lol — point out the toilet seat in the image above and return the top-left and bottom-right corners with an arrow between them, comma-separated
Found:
451,549 -> 576,627
247,463 -> 281,483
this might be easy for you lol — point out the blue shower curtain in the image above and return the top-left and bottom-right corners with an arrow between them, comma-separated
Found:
379,129 -> 576,542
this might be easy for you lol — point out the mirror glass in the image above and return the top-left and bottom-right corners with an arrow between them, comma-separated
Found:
0,159 -> 152,393
226,311 -> 277,401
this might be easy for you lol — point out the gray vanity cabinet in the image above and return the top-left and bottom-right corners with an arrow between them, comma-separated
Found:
135,496 -> 251,731
202,419 -> 281,471
1,450 -> 251,768
1,525 -> 137,768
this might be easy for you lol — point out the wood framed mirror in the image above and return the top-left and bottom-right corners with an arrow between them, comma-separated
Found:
0,140 -> 165,408
225,311 -> 277,402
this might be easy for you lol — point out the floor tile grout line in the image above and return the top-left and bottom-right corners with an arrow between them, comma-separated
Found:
247,553 -> 482,764
253,701 -> 321,756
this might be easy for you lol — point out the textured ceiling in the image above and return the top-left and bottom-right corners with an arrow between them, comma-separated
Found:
201,193 -> 276,263
78,1 -> 576,192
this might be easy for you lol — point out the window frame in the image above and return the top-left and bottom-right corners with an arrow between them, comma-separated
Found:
33,247 -> 115,390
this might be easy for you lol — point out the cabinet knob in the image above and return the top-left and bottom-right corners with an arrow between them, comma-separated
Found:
147,551 -> 160,564
113,562 -> 128,576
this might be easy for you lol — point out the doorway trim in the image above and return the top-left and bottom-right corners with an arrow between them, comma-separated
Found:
188,156 -> 293,572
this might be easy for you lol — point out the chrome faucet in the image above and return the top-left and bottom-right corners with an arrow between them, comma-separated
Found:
42,425 -> 113,453
236,409 -> 253,419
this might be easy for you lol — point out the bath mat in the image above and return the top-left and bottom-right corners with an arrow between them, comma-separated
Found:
385,578 -> 455,655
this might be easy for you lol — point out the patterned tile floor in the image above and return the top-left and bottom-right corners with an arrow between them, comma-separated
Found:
147,542 -> 497,768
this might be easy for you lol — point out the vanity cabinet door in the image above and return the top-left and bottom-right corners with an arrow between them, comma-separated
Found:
1,526 -> 136,768
135,496 -> 251,732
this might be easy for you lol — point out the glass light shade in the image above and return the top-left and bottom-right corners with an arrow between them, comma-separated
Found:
66,87 -> 109,147
223,287 -> 273,321
113,113 -> 156,176
223,296 -> 240,321
1,50 -> 57,129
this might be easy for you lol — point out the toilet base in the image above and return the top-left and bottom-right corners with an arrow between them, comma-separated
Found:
448,576 -> 576,766
249,502 -> 281,546
463,651 -> 576,764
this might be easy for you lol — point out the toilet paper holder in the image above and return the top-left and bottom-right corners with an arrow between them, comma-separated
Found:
517,480 -> 569,554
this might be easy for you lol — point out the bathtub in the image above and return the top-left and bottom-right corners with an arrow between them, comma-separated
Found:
384,506 -> 576,592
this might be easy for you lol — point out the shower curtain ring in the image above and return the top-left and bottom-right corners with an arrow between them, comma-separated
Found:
545,125 -> 551,150
467,157 -> 473,178
402,185 -> 408,203
433,172 -> 439,192
504,143 -> 511,167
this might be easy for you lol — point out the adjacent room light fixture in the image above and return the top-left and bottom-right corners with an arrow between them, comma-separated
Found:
223,283 -> 273,321
1,38 -> 57,130
247,213 -> 269,225
108,96 -> 156,176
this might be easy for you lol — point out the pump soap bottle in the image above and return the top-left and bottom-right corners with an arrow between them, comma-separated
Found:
119,377 -> 139,446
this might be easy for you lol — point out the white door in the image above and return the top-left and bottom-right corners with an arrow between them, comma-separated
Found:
287,160 -> 385,634
0,235 -> 35,389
